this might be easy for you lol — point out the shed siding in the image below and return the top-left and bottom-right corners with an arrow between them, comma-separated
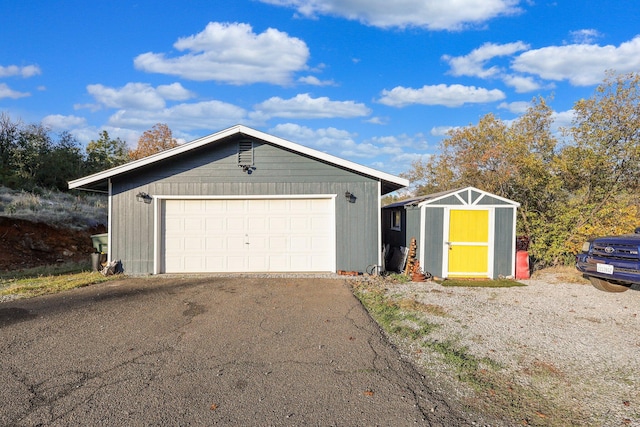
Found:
477,195 -> 512,206
405,206 -> 421,254
493,207 -> 515,278
422,207 -> 444,278
111,138 -> 379,274
435,195 -> 463,206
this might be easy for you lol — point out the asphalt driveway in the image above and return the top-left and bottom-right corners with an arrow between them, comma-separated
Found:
0,276 -> 466,426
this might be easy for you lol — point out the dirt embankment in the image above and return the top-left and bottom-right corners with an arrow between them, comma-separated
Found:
0,217 -> 106,271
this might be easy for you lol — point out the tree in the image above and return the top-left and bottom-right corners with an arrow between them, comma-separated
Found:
0,113 -> 21,186
405,99 -> 559,226
39,131 -> 85,190
402,98 -> 564,266
403,73 -> 640,267
129,123 -> 178,160
13,123 -> 53,186
556,71 -> 640,257
85,130 -> 130,174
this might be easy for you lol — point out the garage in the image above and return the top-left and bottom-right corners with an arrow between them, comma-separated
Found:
160,197 -> 336,273
69,125 -> 408,275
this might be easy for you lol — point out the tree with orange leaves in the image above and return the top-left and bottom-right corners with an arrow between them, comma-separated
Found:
129,123 -> 178,160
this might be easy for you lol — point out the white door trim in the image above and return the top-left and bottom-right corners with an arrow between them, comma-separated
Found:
441,207 -> 494,279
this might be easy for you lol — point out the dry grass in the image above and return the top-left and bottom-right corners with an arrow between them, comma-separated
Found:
398,299 -> 449,317
0,186 -> 107,229
0,270 -> 122,298
352,277 -> 588,426
531,265 -> 589,285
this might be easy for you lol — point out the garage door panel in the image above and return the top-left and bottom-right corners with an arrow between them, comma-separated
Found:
183,200 -> 204,213
226,256 -> 246,271
205,217 -> 224,232
290,236 -> 310,251
184,237 -> 204,251
226,217 -> 244,230
223,200 -> 245,214
227,236 -> 246,251
247,216 -> 268,232
268,216 -> 288,232
205,256 -> 225,270
269,236 -> 288,251
162,198 -> 334,273
164,256 -> 183,272
184,257 -> 205,271
205,237 -> 224,251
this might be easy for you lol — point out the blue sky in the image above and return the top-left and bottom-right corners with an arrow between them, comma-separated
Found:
2,0 -> 639,178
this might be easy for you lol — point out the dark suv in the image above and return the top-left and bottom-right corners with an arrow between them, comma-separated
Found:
576,228 -> 640,292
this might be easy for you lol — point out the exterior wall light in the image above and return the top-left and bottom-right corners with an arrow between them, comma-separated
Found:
345,191 -> 356,203
136,192 -> 152,204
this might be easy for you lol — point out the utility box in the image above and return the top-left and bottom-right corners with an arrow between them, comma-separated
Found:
91,233 -> 108,253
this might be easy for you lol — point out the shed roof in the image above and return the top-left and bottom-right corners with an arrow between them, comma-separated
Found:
68,125 -> 409,195
383,186 -> 520,208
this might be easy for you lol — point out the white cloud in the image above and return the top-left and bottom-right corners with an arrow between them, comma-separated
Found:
156,83 -> 195,101
0,83 -> 30,99
430,126 -> 458,136
297,75 -> 337,86
0,64 -> 41,78
134,22 -> 309,85
443,41 -> 544,93
364,134 -> 431,175
40,115 -> 100,145
444,41 -> 530,78
569,29 -> 602,44
378,84 -> 505,107
260,0 -> 522,30
269,123 -> 358,150
108,100 -> 247,130
501,74 -> 543,93
498,101 -> 531,114
512,36 -> 640,86
253,93 -> 371,119
85,82 -> 194,110
269,123 -> 430,175
366,116 -> 388,125
41,114 -> 87,130
551,109 -> 575,133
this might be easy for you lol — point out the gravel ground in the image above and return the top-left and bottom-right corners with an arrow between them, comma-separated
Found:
381,273 -> 640,426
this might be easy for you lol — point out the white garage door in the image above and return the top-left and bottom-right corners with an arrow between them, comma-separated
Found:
161,198 -> 335,273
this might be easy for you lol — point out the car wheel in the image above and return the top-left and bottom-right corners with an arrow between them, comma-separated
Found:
589,277 -> 630,293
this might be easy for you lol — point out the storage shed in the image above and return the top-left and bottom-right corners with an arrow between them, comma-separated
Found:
382,187 -> 520,279
69,125 -> 408,275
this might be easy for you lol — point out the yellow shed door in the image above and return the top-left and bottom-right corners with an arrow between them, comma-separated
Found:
446,209 -> 490,278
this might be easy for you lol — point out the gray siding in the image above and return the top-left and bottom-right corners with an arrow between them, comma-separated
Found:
111,138 -> 380,274
477,195 -> 512,206
493,207 -> 515,278
435,195 -> 463,206
422,207 -> 444,278
405,206 -> 421,256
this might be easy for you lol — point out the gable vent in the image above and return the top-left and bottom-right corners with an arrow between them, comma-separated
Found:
237,140 -> 253,166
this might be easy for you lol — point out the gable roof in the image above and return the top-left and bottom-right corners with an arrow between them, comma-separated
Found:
383,186 -> 520,209
69,125 -> 409,194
